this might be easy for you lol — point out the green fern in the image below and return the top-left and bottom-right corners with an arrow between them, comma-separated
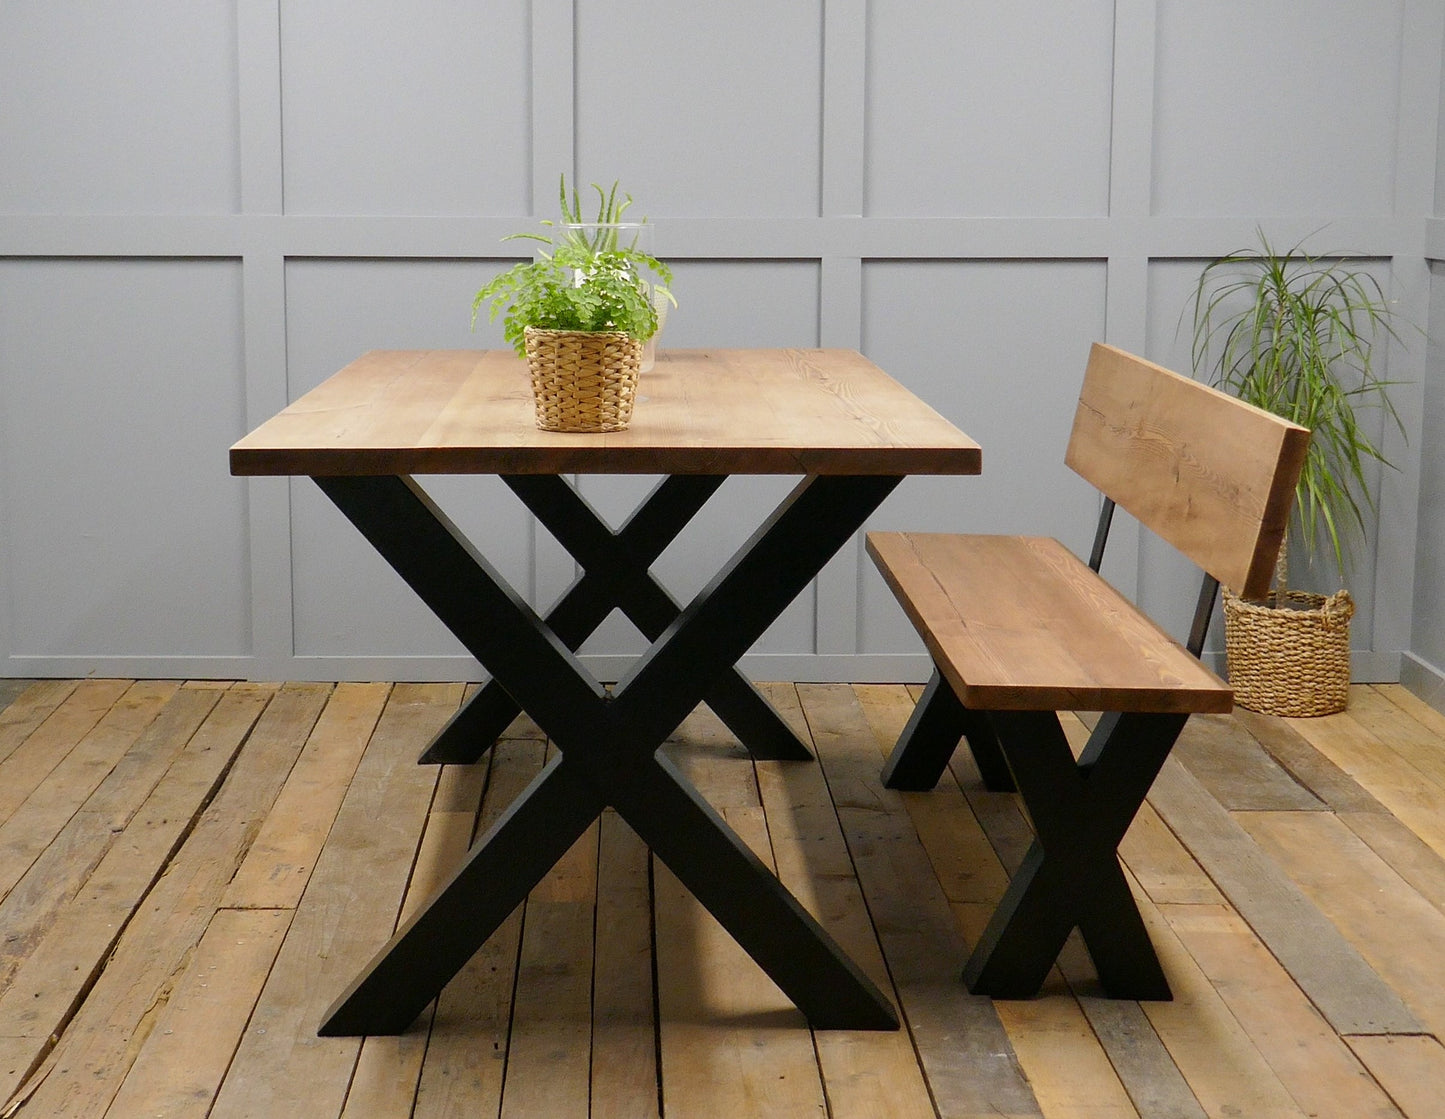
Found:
472,176 -> 674,357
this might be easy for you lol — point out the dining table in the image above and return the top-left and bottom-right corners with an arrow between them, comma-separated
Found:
230,346 -> 982,1035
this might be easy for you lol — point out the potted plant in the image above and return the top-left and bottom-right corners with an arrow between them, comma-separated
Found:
1187,230 -> 1407,715
472,176 -> 674,433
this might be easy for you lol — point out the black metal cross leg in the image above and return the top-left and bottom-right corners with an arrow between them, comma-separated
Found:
880,668 -> 1015,793
312,472 -> 903,1036
422,473 -> 813,765
958,708 -> 1187,1000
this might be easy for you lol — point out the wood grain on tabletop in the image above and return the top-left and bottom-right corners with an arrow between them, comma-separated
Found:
228,348 -> 982,477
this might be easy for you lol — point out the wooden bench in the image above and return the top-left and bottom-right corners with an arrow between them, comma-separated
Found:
867,342 -> 1309,1000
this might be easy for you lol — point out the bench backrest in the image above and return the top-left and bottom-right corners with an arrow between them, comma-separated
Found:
1063,343 -> 1310,601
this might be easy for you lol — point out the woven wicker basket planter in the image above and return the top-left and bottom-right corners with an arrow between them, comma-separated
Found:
524,327 -> 642,433
1222,587 -> 1355,717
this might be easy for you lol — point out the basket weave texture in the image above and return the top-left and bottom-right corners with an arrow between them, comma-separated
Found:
524,327 -> 642,432
1222,587 -> 1354,717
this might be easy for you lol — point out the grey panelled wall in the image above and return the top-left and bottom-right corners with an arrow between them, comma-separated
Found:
1406,61 -> 1445,707
2,0 -> 1444,695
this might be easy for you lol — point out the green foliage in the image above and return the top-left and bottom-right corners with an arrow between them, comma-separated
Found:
1188,230 -> 1407,586
472,176 -> 675,357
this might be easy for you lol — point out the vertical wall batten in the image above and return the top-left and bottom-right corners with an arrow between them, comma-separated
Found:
237,0 -> 292,675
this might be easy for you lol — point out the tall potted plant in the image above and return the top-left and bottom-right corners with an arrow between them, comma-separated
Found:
472,176 -> 674,433
1188,230 -> 1406,715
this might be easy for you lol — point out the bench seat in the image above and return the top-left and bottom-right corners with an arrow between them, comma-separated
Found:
867,343 -> 1310,1001
867,532 -> 1231,714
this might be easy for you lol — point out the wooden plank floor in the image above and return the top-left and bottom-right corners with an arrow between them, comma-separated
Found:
2,678 -> 1444,1117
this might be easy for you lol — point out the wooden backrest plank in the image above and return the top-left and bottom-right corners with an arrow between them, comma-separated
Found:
1064,343 -> 1309,600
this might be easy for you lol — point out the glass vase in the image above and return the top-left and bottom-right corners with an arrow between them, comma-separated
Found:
559,221 -> 663,372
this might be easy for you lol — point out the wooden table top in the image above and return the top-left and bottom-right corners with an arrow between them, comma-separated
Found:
230,348 -> 982,477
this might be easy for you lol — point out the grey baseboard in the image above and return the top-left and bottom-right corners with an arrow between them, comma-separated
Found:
1400,652 -> 1445,715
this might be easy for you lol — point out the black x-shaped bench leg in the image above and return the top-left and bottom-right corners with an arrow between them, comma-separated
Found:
421,473 -> 812,764
880,668 -> 1014,792
312,472 -> 901,1036
958,709 -> 1186,1000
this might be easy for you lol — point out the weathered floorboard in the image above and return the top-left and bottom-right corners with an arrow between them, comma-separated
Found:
207,683 -> 457,1119
5,682 -> 288,1117
0,680 -> 1442,1118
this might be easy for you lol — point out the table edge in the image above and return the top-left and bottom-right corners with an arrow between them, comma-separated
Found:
229,445 -> 984,478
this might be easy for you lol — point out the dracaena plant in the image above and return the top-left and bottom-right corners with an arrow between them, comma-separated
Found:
1187,229 -> 1407,597
472,176 -> 675,357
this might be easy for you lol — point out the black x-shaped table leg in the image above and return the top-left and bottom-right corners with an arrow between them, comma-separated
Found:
958,708 -> 1187,1000
312,472 -> 902,1036
422,474 -> 812,764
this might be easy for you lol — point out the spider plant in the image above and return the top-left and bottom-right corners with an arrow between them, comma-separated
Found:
1188,230 -> 1406,597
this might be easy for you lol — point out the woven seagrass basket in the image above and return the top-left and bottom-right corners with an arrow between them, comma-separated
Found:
1222,587 -> 1354,717
524,327 -> 642,433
